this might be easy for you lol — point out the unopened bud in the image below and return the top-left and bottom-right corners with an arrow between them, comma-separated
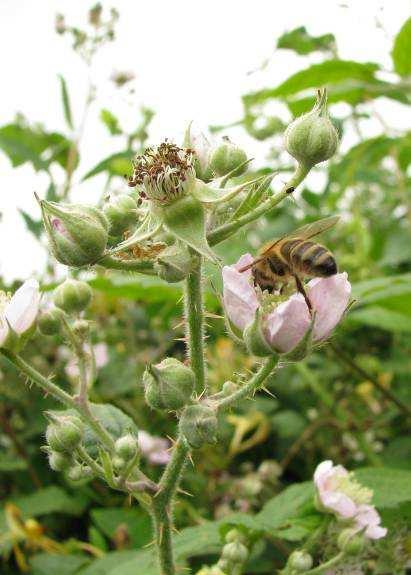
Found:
72,319 -> 90,339
287,550 -> 313,572
112,455 -> 127,471
221,381 -> 239,396
225,529 -> 246,544
48,450 -> 73,472
67,463 -> 91,482
284,88 -> 338,168
54,279 -> 92,313
144,358 -> 195,410
154,244 -> 193,283
115,434 -> 139,461
38,308 -> 64,335
39,198 -> 109,267
179,404 -> 218,448
221,540 -> 249,564
103,194 -> 138,236
337,528 -> 365,555
46,415 -> 84,452
209,138 -> 248,177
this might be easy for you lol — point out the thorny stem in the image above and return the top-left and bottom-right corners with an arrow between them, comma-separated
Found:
98,255 -> 156,274
208,163 -> 310,246
184,254 -> 207,395
151,253 -> 206,574
216,355 -> 279,411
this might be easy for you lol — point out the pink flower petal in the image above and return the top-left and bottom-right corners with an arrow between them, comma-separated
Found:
308,273 -> 351,341
354,504 -> 387,540
222,254 -> 259,332
5,279 -> 40,335
265,293 -> 311,353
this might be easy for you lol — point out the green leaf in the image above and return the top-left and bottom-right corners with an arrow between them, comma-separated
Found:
355,467 -> 411,508
82,151 -> 132,181
256,481 -> 314,533
31,553 -> 90,575
382,437 -> 411,470
352,274 -> 411,304
0,452 -> 27,471
392,17 -> 411,76
277,26 -> 335,55
58,74 -> 74,130
19,209 -> 43,238
91,507 -> 152,549
349,306 -> 411,333
243,60 -> 379,105
100,109 -> 122,135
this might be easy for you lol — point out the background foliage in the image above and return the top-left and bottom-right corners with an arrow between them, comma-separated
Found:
0,5 -> 410,574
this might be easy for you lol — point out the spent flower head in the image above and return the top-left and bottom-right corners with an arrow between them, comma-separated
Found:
128,141 -> 196,206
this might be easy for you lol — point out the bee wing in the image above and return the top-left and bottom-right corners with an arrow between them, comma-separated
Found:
286,215 -> 340,241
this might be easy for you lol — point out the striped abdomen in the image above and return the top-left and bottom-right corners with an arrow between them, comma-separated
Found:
280,238 -> 337,277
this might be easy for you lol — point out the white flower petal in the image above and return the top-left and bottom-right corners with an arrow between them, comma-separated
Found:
308,272 -> 351,341
265,293 -> 311,353
5,279 -> 40,335
222,254 -> 259,332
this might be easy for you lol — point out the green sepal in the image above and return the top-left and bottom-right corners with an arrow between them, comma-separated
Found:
191,175 -> 267,206
108,215 -> 162,256
281,312 -> 316,361
98,447 -> 116,488
159,196 -> 219,263
243,309 -> 273,357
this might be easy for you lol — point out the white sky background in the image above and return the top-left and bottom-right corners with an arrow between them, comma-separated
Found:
0,0 -> 410,282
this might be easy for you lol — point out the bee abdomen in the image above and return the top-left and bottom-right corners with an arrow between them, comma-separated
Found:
311,252 -> 337,277
267,256 -> 289,277
290,241 -> 337,277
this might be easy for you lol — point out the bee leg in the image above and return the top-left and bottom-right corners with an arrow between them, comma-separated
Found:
293,274 -> 313,313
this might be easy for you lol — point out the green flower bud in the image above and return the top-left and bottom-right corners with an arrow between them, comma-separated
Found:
47,450 -> 73,472
225,529 -> 246,544
179,404 -> 218,448
38,307 -> 64,335
337,528 -> 365,555
284,88 -> 339,168
72,319 -> 90,340
154,244 -> 193,283
66,463 -> 92,482
144,358 -> 195,410
115,434 -> 139,461
221,381 -> 239,396
112,455 -> 127,471
287,550 -> 313,572
38,198 -> 109,267
54,279 -> 92,313
103,194 -> 138,236
46,415 -> 84,452
209,138 -> 248,177
221,540 -> 249,564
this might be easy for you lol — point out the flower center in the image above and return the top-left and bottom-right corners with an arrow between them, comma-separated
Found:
330,473 -> 373,505
128,141 -> 195,205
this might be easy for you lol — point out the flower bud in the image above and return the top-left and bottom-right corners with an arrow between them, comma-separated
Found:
221,381 -> 239,396
115,434 -> 139,461
209,138 -> 248,177
103,194 -> 138,236
287,550 -> 313,572
38,307 -> 64,336
67,463 -> 90,482
54,279 -> 92,314
154,244 -> 194,283
47,450 -> 73,472
225,529 -> 246,544
221,541 -> 249,564
179,404 -> 218,448
46,415 -> 84,453
72,319 -> 90,340
144,358 -> 195,410
337,528 -> 365,555
284,88 -> 338,168
38,198 -> 109,267
112,455 -> 127,471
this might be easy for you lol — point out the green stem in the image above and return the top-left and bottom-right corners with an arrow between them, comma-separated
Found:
0,349 -> 75,408
208,164 -> 310,246
1,349 -> 115,452
217,355 -> 278,411
98,255 -> 156,274
184,254 -> 207,395
304,552 -> 345,574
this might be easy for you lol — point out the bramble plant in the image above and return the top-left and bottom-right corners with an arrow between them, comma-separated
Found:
0,89 -> 392,575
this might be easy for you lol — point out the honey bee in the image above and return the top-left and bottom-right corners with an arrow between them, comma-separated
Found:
239,216 -> 339,311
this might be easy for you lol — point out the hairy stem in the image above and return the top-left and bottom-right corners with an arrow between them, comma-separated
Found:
217,355 -> 278,411
98,255 -> 156,274
184,254 -> 207,395
208,163 -> 310,246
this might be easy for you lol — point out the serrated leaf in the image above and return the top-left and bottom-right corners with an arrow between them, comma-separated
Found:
277,26 -> 335,55
392,17 -> 411,76
31,553 -> 90,575
82,151 -> 132,181
100,109 -> 122,135
243,60 -> 380,105
354,467 -> 411,508
58,74 -> 74,130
